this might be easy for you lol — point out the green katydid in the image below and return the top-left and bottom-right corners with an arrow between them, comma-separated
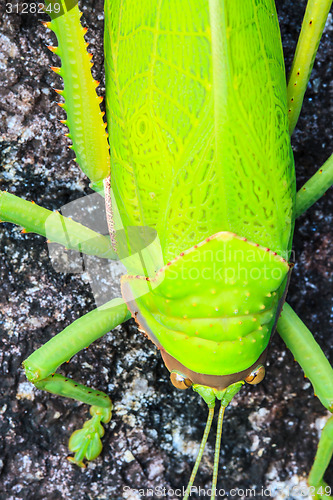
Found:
0,0 -> 332,498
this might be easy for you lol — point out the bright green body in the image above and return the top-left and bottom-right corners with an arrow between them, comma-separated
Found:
104,0 -> 295,377
0,0 -> 332,493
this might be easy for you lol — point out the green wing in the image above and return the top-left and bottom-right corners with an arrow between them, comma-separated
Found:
104,0 -> 295,264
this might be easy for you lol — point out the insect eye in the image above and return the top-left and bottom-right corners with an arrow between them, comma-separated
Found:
244,365 -> 265,385
170,371 -> 193,390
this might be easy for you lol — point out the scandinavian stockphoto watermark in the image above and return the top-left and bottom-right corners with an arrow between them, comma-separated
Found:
44,191 -> 164,305
122,484 -> 332,498
5,0 -> 78,17
123,485 -> 269,498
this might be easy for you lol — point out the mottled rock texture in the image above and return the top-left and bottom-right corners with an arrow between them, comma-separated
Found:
0,1 -> 332,499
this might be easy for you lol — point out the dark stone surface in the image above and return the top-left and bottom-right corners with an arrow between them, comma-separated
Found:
0,1 -> 332,499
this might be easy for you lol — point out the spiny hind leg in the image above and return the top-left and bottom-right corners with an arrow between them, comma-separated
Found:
24,298 -> 130,467
278,303 -> 333,499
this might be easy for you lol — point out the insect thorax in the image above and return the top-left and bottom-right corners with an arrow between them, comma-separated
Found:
121,232 -> 290,380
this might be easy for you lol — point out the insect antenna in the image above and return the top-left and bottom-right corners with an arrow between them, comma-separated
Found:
183,407 -> 215,500
211,403 -> 226,500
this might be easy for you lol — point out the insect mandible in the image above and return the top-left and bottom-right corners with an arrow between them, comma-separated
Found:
0,0 -> 330,500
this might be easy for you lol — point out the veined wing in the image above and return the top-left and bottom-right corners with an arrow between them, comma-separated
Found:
104,0 -> 295,264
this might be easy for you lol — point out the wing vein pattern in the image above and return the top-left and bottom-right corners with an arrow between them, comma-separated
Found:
104,0 -> 295,264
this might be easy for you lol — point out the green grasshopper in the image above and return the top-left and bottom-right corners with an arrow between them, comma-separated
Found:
0,0 -> 332,498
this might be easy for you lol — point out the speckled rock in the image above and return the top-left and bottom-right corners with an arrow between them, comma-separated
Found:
0,1 -> 332,499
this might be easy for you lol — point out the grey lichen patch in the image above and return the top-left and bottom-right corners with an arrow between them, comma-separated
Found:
248,407 -> 270,432
16,382 -> 35,401
115,375 -> 155,416
265,467 -> 310,500
123,449 -> 135,463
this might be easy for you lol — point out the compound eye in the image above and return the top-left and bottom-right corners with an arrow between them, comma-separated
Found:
170,371 -> 193,390
244,365 -> 265,385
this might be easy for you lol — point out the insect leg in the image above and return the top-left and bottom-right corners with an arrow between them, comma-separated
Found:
0,191 -> 117,259
287,0 -> 332,135
308,416 -> 333,499
44,0 -> 110,191
23,297 -> 131,467
277,303 -> 333,498
295,153 -> 333,218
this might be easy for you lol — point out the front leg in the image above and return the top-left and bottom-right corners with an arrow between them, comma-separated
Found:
278,304 -> 333,499
287,0 -> 333,134
309,416 -> 333,500
24,297 -> 131,467
294,154 -> 333,219
0,191 -> 117,259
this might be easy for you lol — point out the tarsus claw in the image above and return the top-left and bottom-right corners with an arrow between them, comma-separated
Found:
68,405 -> 112,466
